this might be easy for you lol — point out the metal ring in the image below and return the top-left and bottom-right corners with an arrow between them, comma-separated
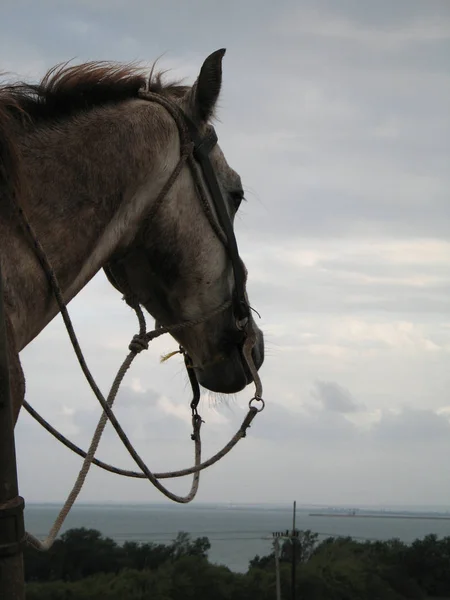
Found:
249,396 -> 265,412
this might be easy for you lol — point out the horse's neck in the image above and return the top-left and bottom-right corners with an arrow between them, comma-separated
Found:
3,100 -> 176,351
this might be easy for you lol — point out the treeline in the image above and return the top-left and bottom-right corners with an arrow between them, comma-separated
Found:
24,527 -> 450,599
24,529 -> 211,582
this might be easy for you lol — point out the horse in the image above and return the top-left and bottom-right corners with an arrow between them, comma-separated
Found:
0,49 -> 264,426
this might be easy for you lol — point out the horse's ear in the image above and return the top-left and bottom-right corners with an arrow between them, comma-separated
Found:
188,49 -> 226,122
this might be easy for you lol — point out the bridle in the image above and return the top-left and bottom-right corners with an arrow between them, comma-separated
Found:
102,89 -> 261,426
8,88 -> 265,550
105,91 -> 251,331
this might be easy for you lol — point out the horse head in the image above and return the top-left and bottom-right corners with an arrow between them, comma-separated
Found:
104,50 -> 264,394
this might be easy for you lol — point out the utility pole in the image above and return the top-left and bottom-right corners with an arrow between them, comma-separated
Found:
0,263 -> 25,599
291,500 -> 297,600
272,534 -> 282,600
269,500 -> 299,600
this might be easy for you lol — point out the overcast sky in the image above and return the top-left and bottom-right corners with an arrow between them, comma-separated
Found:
3,0 -> 450,508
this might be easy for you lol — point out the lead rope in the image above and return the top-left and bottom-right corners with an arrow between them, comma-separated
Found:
24,304 -> 202,551
24,300 -> 263,551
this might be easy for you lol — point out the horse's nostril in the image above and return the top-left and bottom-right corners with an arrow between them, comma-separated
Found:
236,317 -> 249,330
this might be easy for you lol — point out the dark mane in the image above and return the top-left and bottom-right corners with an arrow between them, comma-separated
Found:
0,61 -> 187,201
0,61 -> 186,122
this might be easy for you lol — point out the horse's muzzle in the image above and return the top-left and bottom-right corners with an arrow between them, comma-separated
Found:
194,326 -> 264,394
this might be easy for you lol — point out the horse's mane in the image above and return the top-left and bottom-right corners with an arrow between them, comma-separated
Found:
0,61 -> 187,201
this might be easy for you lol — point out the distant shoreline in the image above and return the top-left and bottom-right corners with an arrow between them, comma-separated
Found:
309,513 -> 450,521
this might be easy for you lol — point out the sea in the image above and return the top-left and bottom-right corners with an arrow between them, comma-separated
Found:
25,503 -> 450,573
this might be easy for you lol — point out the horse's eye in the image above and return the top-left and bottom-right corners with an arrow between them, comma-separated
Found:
230,190 -> 244,211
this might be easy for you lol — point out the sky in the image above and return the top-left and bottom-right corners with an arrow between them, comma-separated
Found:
2,0 -> 450,508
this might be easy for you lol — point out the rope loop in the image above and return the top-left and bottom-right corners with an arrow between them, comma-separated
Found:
128,334 -> 149,354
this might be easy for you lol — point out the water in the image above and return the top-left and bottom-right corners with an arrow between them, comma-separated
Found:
25,503 -> 450,573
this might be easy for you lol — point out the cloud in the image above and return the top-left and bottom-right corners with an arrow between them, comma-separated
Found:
16,381 -> 450,505
312,381 -> 363,413
276,7 -> 450,48
370,408 -> 450,445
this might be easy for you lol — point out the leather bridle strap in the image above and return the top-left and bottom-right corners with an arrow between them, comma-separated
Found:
182,114 -> 250,323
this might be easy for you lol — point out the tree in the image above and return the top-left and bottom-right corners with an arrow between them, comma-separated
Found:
24,528 -> 211,584
170,532 -> 211,561
55,528 -> 120,580
25,528 -> 450,600
248,529 -> 319,571
404,534 -> 450,596
280,530 -> 319,564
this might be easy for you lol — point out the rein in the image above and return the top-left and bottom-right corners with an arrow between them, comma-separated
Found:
10,90 -> 265,551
